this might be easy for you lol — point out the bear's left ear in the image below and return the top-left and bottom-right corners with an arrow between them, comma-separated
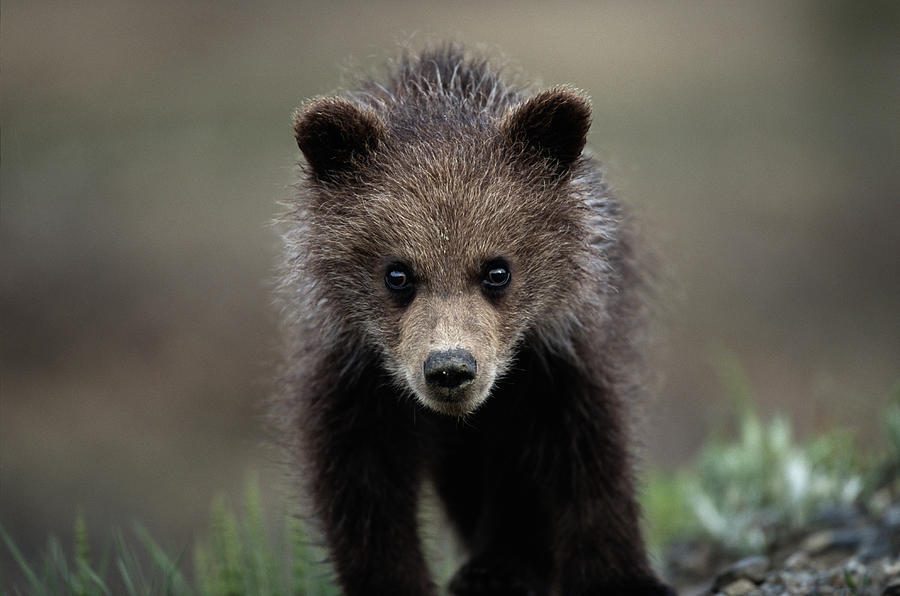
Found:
500,86 -> 591,172
292,97 -> 385,183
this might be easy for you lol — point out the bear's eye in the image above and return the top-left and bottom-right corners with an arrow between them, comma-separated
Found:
486,267 -> 510,286
482,259 -> 511,293
385,263 -> 414,294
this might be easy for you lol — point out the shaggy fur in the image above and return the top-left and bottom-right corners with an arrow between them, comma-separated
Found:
274,44 -> 675,596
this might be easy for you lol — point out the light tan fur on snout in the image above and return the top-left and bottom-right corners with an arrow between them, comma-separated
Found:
395,292 -> 506,416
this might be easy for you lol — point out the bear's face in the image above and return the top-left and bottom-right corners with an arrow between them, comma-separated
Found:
382,252 -> 514,416
293,88 -> 595,415
366,174 -> 556,416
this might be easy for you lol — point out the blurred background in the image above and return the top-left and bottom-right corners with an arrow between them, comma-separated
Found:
2,0 -> 898,582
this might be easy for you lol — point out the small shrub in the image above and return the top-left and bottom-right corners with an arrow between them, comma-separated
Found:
641,357 -> 881,555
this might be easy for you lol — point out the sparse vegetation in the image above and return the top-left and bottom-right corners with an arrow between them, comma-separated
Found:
0,514 -> 189,596
641,370 -> 898,556
5,389 -> 898,594
192,481 -> 338,596
2,480 -> 337,596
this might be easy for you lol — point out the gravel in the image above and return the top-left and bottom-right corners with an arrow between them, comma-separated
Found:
665,485 -> 900,596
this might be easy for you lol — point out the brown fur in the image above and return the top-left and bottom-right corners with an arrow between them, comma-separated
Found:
274,44 -> 675,596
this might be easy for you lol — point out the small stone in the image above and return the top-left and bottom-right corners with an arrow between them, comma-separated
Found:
802,530 -> 835,554
780,569 -> 815,593
801,528 -> 865,556
884,504 -> 900,528
784,550 -> 810,570
859,526 -> 893,561
721,578 -> 757,596
713,556 -> 770,590
869,488 -> 892,515
883,577 -> 900,596
812,504 -> 862,528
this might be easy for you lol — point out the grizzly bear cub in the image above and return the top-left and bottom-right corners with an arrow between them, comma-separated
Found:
275,45 -> 675,596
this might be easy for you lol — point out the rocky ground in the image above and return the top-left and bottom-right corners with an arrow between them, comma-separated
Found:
664,482 -> 900,596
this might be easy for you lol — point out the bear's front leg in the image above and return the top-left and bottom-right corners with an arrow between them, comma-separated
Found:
546,383 -> 676,596
523,369 -> 674,596
444,475 -> 551,596
302,381 -> 435,596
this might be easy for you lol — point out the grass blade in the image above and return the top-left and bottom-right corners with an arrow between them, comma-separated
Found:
0,524 -> 46,595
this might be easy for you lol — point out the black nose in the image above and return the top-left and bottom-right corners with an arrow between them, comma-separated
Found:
424,349 -> 477,390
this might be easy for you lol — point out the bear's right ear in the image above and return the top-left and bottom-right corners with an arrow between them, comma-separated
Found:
500,86 -> 591,173
292,97 -> 385,183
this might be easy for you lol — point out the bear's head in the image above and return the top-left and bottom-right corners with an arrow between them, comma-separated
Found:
292,87 -> 600,416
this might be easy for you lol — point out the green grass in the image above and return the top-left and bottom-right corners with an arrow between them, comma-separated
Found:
192,482 -> 338,596
2,480 -> 337,596
1,516 -> 189,596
